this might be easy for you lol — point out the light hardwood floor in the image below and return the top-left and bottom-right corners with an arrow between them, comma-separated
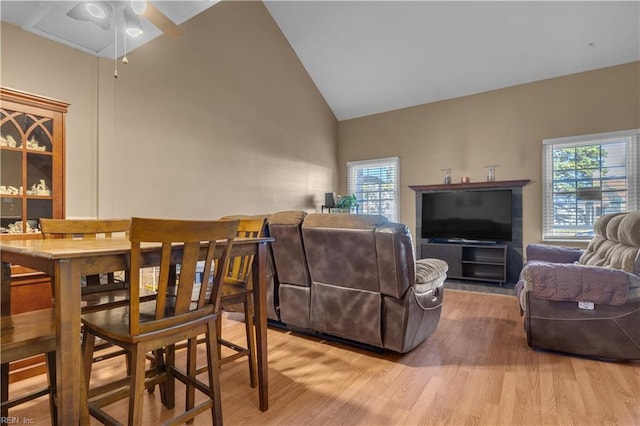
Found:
6,289 -> 640,425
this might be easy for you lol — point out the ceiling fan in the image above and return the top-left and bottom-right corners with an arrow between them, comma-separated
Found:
67,0 -> 183,39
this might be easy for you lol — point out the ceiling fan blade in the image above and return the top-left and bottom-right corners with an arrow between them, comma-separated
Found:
144,3 -> 183,38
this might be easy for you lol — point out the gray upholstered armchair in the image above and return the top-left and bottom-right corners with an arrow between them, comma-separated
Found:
516,211 -> 640,360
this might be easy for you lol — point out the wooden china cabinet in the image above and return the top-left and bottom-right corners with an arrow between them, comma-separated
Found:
1,87 -> 68,315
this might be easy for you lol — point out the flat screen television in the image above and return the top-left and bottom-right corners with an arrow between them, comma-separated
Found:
421,189 -> 512,242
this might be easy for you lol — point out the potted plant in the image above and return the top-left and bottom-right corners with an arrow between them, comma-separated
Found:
335,194 -> 358,213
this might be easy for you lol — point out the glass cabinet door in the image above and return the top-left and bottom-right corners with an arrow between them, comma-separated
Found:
25,113 -> 54,233
0,88 -> 66,237
1,109 -> 27,233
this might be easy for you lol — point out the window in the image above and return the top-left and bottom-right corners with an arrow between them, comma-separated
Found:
542,129 -> 639,241
347,157 -> 399,221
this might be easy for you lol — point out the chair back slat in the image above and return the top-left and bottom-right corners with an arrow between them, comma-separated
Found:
39,218 -> 131,289
40,218 -> 130,239
226,218 -> 266,282
128,217 -> 238,337
173,241 -> 200,314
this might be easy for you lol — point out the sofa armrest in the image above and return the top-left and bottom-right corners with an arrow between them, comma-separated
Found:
526,244 -> 584,264
521,262 -> 640,306
414,259 -> 448,294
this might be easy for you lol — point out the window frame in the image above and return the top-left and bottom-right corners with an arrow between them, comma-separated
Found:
541,129 -> 639,242
346,156 -> 399,221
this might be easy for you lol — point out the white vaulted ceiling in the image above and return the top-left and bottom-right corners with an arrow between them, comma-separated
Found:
263,1 -> 640,120
2,1 -> 639,120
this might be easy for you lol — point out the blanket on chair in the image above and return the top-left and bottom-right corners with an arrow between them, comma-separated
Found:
522,261 -> 629,306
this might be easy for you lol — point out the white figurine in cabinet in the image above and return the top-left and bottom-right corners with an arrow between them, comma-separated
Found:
33,179 -> 50,196
0,185 -> 22,195
26,136 -> 46,151
0,134 -> 19,147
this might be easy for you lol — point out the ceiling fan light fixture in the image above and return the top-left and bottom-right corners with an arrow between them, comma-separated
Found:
85,1 -> 111,20
67,1 -> 111,30
126,27 -> 143,37
124,6 -> 144,37
67,3 -> 88,21
131,0 -> 148,16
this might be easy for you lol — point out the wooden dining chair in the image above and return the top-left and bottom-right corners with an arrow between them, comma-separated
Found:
1,262 -> 57,424
217,217 -> 267,388
179,217 -> 266,383
150,216 -> 266,399
80,217 -> 238,425
39,218 -> 156,313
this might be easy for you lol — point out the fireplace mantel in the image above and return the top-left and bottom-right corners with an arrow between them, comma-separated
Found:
409,179 -> 531,192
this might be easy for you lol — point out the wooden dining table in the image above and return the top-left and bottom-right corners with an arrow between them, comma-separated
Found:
0,236 -> 273,425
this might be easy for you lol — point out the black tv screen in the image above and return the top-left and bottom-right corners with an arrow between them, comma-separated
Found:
421,190 -> 512,242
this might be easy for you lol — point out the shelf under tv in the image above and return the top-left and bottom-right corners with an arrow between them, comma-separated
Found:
422,242 -> 508,284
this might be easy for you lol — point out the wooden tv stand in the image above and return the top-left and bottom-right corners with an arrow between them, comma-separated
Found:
421,242 -> 507,284
410,179 -> 530,286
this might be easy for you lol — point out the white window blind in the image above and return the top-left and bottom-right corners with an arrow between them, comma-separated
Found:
542,129 -> 639,241
347,157 -> 399,221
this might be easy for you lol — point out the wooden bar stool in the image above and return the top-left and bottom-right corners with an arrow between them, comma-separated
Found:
217,217 -> 267,388
149,216 -> 266,402
41,218 -> 158,366
40,218 -> 156,314
179,217 -> 266,385
176,217 -> 266,388
1,308 -> 57,425
81,217 -> 238,425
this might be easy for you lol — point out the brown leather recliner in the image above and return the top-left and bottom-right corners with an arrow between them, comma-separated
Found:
516,211 -> 640,360
267,211 -> 312,327
300,213 -> 447,353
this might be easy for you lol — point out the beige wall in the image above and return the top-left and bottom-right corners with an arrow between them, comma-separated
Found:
1,1 -> 338,219
338,62 -> 640,249
1,22 -> 100,219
